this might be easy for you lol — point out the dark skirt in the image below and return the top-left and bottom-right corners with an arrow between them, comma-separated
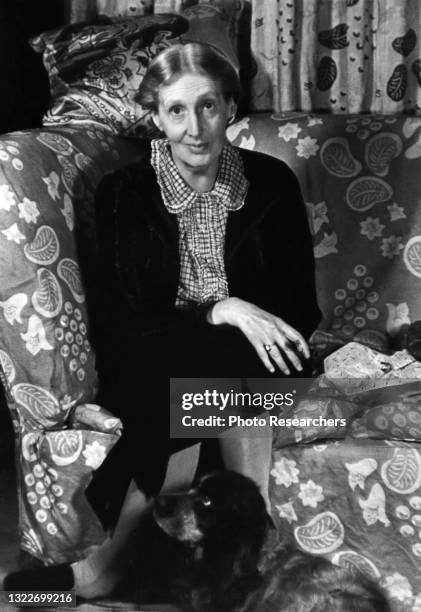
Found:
86,324 -> 312,528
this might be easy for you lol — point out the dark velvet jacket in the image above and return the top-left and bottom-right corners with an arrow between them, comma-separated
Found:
92,144 -> 320,375
87,144 -> 321,523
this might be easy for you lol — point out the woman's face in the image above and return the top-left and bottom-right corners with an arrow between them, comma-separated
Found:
153,72 -> 236,175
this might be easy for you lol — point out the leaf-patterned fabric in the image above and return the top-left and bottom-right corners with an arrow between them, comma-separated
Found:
32,4 -> 242,136
68,0 -> 242,26
2,112 -> 421,606
0,127 -> 145,562
250,0 -> 421,114
270,441 -> 421,612
30,15 -> 188,136
225,113 -> 421,611
273,372 -> 421,449
227,113 -> 421,357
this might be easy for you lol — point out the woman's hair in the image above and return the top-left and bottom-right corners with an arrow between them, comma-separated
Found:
135,42 -> 241,111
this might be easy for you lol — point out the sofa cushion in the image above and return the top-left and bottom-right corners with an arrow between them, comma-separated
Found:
30,2 -> 242,135
272,343 -> 421,448
273,376 -> 421,449
30,15 -> 188,135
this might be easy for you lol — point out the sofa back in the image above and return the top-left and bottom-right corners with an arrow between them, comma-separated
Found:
228,113 -> 421,355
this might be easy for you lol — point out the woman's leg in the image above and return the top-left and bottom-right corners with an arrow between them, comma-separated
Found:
218,414 -> 272,513
72,482 -> 150,598
197,327 -> 275,514
71,443 -> 201,598
161,443 -> 201,494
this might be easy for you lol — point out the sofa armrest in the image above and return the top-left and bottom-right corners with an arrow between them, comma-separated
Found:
69,403 -> 123,435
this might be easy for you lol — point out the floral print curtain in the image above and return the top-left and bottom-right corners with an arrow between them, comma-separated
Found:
250,0 -> 421,114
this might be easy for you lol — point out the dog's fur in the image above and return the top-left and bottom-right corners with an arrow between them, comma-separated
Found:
241,548 -> 391,612
149,471 -> 273,611
129,471 -> 389,612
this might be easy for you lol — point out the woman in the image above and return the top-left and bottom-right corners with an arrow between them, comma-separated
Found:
5,42 -> 320,598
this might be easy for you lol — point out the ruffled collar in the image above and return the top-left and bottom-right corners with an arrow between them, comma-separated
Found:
150,138 -> 248,213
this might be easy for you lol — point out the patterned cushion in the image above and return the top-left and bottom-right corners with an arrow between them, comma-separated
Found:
30,2 -> 243,136
272,376 -> 359,448
273,376 -> 421,449
30,15 -> 188,135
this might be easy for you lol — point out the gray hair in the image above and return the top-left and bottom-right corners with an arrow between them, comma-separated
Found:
135,42 -> 240,111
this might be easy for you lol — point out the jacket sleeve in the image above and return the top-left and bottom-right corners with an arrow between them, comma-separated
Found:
90,172 -> 214,361
275,164 -> 321,341
253,159 -> 320,342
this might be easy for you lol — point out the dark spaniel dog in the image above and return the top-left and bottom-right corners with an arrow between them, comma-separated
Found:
128,471 -> 389,612
129,470 -> 273,612
3,470 -> 390,611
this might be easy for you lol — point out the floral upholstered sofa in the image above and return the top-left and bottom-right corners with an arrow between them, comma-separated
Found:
227,112 -> 421,612
1,7 -> 421,612
2,111 -> 421,611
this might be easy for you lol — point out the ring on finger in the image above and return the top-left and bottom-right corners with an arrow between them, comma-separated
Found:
264,344 -> 274,353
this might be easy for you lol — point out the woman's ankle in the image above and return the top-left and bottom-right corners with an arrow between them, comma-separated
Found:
71,553 -> 123,599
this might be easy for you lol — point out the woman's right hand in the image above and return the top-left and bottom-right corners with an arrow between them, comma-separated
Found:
207,297 -> 309,375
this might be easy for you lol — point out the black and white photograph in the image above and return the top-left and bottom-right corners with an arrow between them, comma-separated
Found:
0,0 -> 421,610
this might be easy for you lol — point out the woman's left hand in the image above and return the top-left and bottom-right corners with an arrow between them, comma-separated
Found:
207,297 -> 310,374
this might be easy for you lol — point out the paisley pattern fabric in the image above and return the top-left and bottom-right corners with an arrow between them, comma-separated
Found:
67,0 -> 244,62
30,15 -> 188,136
225,113 -> 421,610
270,441 -> 421,612
32,3 -> 242,136
2,112 -> 421,607
273,375 -> 421,450
227,113 -> 421,358
250,0 -> 421,114
0,127 -> 145,562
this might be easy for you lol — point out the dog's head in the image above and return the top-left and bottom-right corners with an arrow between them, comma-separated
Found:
153,472 -> 275,612
154,471 -> 272,554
